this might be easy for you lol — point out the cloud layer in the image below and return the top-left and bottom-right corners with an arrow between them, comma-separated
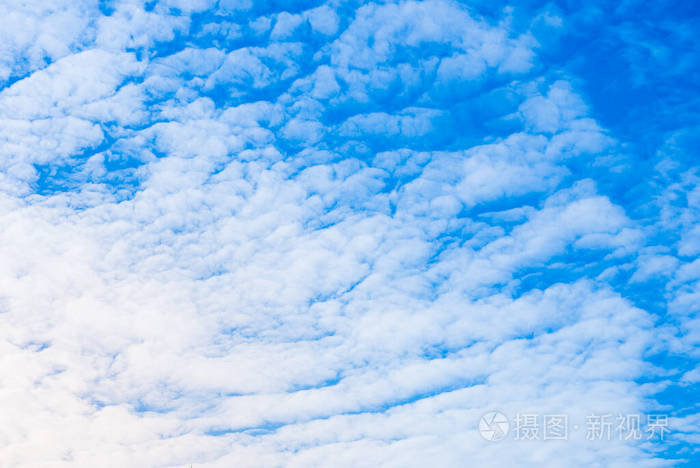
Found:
0,0 -> 698,466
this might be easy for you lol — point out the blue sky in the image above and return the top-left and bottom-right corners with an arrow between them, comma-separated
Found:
0,0 -> 698,466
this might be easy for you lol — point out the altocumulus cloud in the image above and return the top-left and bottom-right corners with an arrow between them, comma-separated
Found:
0,0 -> 698,466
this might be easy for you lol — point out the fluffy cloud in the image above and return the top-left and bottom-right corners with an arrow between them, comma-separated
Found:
0,0 -> 696,466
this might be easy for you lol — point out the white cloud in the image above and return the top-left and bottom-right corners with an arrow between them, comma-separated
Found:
0,0 -> 690,466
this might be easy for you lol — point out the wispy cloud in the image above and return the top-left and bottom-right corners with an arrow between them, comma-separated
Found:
0,0 -> 697,466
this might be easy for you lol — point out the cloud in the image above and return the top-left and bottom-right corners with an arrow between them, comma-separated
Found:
0,0 -> 697,466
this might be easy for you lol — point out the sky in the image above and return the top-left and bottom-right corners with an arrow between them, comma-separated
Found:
0,0 -> 698,466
